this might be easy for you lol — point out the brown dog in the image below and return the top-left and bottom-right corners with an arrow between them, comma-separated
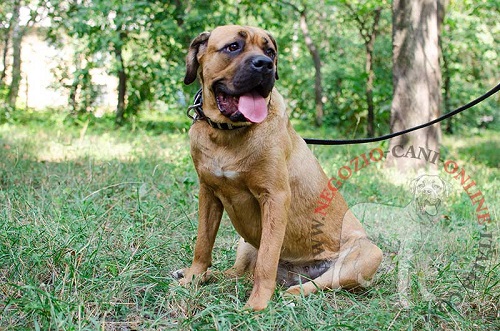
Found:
175,25 -> 382,311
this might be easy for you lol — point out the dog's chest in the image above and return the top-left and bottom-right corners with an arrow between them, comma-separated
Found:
193,149 -> 245,183
190,135 -> 250,183
204,158 -> 240,180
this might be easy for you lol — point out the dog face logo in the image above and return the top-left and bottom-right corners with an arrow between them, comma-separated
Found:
184,25 -> 279,123
410,175 -> 449,216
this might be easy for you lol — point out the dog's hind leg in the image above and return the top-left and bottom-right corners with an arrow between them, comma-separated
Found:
224,238 -> 257,278
286,237 -> 382,296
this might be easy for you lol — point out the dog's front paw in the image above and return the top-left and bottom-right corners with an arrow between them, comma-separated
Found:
244,298 -> 269,311
171,268 -> 193,286
173,268 -> 213,286
179,277 -> 192,286
223,267 -> 244,279
172,269 -> 185,280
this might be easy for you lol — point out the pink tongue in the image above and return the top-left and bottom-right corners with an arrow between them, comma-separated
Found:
238,92 -> 268,123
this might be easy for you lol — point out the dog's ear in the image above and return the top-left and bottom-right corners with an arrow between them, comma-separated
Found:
184,32 -> 211,85
266,32 -> 279,80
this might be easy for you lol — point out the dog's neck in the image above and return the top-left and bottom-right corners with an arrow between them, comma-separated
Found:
187,89 -> 251,130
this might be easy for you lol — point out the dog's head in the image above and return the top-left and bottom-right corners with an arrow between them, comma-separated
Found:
410,175 -> 449,216
184,25 -> 279,124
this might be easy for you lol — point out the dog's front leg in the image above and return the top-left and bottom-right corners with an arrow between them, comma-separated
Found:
179,183 -> 223,285
245,190 -> 290,311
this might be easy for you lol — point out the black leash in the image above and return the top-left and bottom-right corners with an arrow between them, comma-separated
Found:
303,82 -> 500,145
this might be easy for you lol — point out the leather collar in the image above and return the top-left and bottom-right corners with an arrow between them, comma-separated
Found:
187,89 -> 249,130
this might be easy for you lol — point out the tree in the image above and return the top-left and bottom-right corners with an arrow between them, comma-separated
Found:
385,0 -> 443,171
440,0 -> 499,133
267,0 -> 393,134
342,1 -> 386,137
280,1 -> 324,126
46,0 -> 223,123
1,0 -> 48,112
6,0 -> 22,109
299,6 -> 324,126
47,0 -> 142,122
0,1 -> 14,87
113,28 -> 127,125
1,0 -> 494,135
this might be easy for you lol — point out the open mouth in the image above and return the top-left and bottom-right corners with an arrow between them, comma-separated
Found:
215,88 -> 269,123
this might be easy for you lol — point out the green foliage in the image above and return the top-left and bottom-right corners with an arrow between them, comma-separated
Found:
440,0 -> 500,133
1,0 -> 498,134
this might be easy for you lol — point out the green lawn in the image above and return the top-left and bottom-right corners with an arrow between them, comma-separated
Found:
0,111 -> 498,330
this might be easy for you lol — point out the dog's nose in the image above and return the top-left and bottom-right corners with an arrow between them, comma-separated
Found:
251,55 -> 274,74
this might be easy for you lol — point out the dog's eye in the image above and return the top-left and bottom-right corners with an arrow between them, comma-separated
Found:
265,48 -> 276,59
225,42 -> 240,53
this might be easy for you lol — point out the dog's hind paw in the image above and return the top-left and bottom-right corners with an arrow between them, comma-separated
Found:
285,285 -> 304,296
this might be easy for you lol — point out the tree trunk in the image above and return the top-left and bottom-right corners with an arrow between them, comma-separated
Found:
69,77 -> 79,113
365,50 -> 375,138
344,3 -> 382,137
385,0 -> 442,171
114,31 -> 127,125
280,1 -> 324,126
442,29 -> 452,134
7,0 -> 22,108
299,10 -> 323,127
0,25 -> 10,85
365,8 -> 382,138
438,0 -> 451,133
443,56 -> 452,134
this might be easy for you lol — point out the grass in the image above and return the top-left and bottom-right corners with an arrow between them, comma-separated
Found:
0,110 -> 498,330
